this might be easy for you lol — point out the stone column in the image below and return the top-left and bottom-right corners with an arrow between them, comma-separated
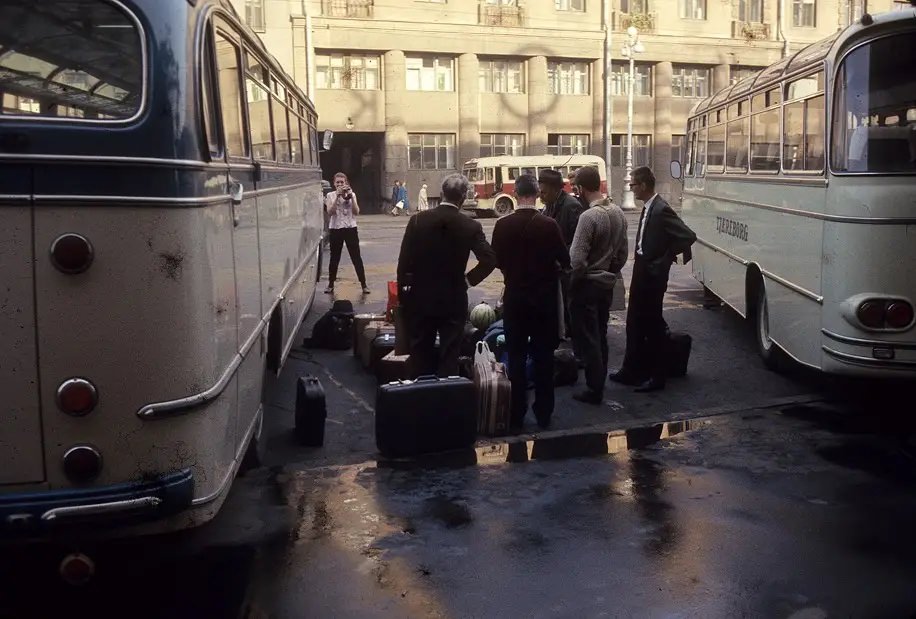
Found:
384,50 -> 408,202
653,61 -> 674,202
458,53 -> 481,166
527,56 -> 548,154
591,59 -> 605,158
714,63 -> 730,94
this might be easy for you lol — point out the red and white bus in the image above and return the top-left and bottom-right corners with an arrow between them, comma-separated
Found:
462,154 -> 607,216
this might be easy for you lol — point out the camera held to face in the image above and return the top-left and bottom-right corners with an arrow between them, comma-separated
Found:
338,186 -> 352,201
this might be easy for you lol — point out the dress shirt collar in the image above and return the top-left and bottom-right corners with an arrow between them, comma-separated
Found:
440,201 -> 459,209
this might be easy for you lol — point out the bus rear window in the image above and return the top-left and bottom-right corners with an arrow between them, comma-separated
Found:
0,0 -> 143,121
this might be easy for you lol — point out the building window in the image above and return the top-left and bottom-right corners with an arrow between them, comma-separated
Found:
406,56 -> 455,91
547,61 -> 590,95
487,0 -> 517,4
409,133 -> 456,169
245,0 -> 265,31
731,65 -> 762,85
738,0 -> 763,22
555,0 -> 586,10
792,0 -> 816,26
316,53 -> 380,90
610,62 -> 653,96
479,59 -> 525,94
481,133 -> 525,156
678,0 -> 706,19
611,134 -> 652,166
548,134 -> 589,155
672,65 -> 711,98
671,135 -> 686,163
621,0 -> 649,11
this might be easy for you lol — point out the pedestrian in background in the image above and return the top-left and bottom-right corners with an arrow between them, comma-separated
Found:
325,172 -> 370,296
610,166 -> 696,392
396,174 -> 496,377
391,180 -> 400,210
418,183 -> 429,211
492,173 -> 570,430
568,166 -> 628,404
398,181 -> 410,214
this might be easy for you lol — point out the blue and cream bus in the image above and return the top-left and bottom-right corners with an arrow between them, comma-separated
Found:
674,7 -> 915,376
0,0 -> 323,544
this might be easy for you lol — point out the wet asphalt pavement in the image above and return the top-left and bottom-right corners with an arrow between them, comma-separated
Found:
2,213 -> 916,619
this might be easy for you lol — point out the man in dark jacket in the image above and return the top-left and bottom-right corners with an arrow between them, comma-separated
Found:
539,168 -> 586,348
397,174 -> 497,377
539,169 -> 585,247
492,174 -> 570,430
610,166 -> 696,392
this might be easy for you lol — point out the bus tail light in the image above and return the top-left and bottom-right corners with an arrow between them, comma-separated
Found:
57,379 -> 98,416
63,445 -> 102,483
885,301 -> 914,329
856,301 -> 886,328
50,233 -> 94,274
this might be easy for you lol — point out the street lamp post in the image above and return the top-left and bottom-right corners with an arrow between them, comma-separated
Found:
620,26 -> 644,211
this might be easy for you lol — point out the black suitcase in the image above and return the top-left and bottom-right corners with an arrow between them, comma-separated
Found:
665,331 -> 692,378
295,376 -> 327,446
375,376 -> 476,458
370,333 -> 397,371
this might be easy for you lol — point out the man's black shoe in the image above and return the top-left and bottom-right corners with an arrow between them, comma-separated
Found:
634,378 -> 665,393
535,414 -> 552,430
572,390 -> 603,405
608,369 -> 642,386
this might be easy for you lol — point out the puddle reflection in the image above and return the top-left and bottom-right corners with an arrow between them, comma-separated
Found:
378,420 -> 701,469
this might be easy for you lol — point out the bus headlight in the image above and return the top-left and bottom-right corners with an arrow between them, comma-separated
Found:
856,300 -> 886,328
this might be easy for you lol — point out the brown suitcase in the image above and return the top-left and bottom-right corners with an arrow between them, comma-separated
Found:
359,322 -> 395,369
353,314 -> 386,355
376,351 -> 411,384
472,343 -> 511,436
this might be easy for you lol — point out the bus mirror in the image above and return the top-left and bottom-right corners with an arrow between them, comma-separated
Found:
670,160 -> 682,180
321,130 -> 334,152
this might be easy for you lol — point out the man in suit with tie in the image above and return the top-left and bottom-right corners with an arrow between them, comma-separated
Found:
610,166 -> 696,392
492,173 -> 570,430
397,174 -> 497,377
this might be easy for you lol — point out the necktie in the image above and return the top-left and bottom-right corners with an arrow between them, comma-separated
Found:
636,202 -> 651,256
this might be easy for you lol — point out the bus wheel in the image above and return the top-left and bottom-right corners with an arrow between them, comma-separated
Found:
754,286 -> 785,371
494,198 -> 514,217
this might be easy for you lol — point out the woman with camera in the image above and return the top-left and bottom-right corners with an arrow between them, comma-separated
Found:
324,172 -> 369,295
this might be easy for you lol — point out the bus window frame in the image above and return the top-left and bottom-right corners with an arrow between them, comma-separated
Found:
200,22 -> 223,161
243,46 -> 277,163
213,19 -> 253,163
781,68 -> 826,176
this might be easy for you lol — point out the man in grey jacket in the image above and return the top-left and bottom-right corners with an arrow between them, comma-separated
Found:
568,166 -> 628,404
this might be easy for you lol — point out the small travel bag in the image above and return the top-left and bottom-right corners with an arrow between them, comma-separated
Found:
473,342 -> 511,436
665,331 -> 692,377
295,375 -> 327,446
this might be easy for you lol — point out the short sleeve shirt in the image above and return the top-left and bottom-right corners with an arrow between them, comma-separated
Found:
325,191 -> 358,229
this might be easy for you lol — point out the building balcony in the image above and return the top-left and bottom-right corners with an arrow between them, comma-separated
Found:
479,3 -> 525,27
321,0 -> 374,18
732,20 -> 770,41
614,12 -> 656,33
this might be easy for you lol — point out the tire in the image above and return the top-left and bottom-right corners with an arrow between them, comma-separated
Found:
754,284 -> 786,371
494,198 -> 514,217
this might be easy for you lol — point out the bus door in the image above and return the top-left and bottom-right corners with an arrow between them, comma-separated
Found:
212,24 -> 263,452
0,163 -> 44,485
483,167 -> 496,197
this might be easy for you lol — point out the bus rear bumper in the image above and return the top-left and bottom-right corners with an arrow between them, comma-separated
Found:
0,469 -> 193,540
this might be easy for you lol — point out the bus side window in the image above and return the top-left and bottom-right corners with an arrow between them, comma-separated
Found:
685,130 -> 695,177
290,113 -> 304,164
245,54 -> 274,161
214,31 -> 248,158
201,28 -> 221,157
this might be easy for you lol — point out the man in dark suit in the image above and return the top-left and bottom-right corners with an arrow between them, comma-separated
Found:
397,173 -> 497,377
492,174 -> 570,430
610,166 -> 696,392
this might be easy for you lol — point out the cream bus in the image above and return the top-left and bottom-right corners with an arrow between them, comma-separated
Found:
674,7 -> 916,375
461,154 -> 607,216
0,0 -> 323,546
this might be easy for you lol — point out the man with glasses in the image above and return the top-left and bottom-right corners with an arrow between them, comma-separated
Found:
610,166 -> 696,392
